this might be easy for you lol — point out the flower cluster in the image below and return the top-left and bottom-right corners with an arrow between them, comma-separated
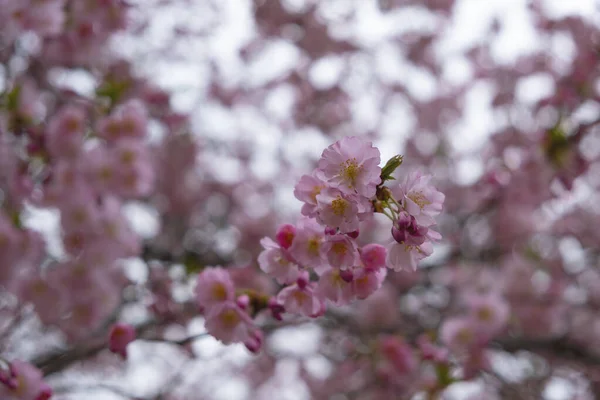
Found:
194,268 -> 263,352
385,170 -> 445,271
192,137 -> 445,350
8,98 -> 155,342
440,292 -> 510,379
255,136 -> 444,319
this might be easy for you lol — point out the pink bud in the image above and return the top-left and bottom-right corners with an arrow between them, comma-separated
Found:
236,294 -> 250,309
360,243 -> 387,271
297,270 -> 310,290
244,330 -> 264,353
276,224 -> 296,249
346,229 -> 359,239
339,269 -> 354,283
391,211 -> 428,245
108,323 -> 136,358
268,297 -> 285,321
35,385 -> 53,400
324,227 -> 337,235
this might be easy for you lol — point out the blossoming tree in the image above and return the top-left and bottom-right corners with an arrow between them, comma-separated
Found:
1,0 -> 600,399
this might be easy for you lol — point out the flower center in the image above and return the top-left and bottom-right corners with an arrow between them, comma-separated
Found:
341,158 -> 361,187
220,309 -> 240,328
66,117 -> 81,133
294,291 -> 307,305
331,196 -> 348,216
211,283 -> 228,301
477,307 -> 494,322
408,191 -> 431,210
457,327 -> 473,344
331,242 -> 347,255
120,150 -> 136,165
307,237 -> 320,255
310,185 -> 324,202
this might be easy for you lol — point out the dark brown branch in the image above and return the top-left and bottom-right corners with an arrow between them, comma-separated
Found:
33,319 -> 159,376
493,336 -> 600,367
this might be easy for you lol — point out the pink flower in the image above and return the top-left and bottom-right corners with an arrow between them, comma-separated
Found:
288,217 -> 326,270
13,271 -> 65,325
466,293 -> 510,338
359,243 -> 387,271
55,263 -> 121,341
353,267 -> 387,299
85,146 -> 118,193
294,171 -> 327,217
379,336 -> 417,377
45,105 -> 86,159
440,317 -> 480,352
194,267 -> 236,310
316,267 -> 356,306
0,360 -> 52,400
97,100 -> 148,142
317,136 -> 381,197
258,237 -> 300,284
112,140 -> 155,198
22,0 -> 65,37
386,240 -> 433,272
393,170 -> 445,226
322,234 -> 358,269
315,188 -> 363,233
275,223 -> 296,249
84,196 -> 140,263
204,302 -> 261,348
57,185 -> 100,234
276,280 -> 325,318
86,141 -> 154,198
108,323 -> 136,358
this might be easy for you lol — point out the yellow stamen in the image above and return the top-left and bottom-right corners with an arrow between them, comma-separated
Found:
220,309 -> 240,328
340,158 -> 361,188
307,237 -> 320,255
211,283 -> 228,301
331,196 -> 347,216
408,191 -> 431,209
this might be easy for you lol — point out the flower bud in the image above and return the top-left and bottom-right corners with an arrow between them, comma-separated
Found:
346,229 -> 359,239
108,323 -> 136,359
360,243 -> 387,271
339,269 -> 354,283
236,294 -> 250,310
276,224 -> 296,249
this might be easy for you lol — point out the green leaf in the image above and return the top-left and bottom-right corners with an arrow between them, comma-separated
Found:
380,155 -> 403,182
544,124 -> 569,166
96,79 -> 130,107
6,85 -> 21,111
183,253 -> 204,276
435,363 -> 454,387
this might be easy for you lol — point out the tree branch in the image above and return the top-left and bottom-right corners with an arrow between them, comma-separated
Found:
493,336 -> 600,367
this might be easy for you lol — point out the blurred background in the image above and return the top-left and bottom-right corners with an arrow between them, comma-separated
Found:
3,0 -> 600,399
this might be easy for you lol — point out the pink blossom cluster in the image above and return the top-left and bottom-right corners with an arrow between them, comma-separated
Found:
440,292 -> 510,379
0,0 -> 65,42
370,335 -> 451,394
255,137 -> 444,318
2,97 -> 154,342
194,268 -> 263,352
191,137 -> 445,350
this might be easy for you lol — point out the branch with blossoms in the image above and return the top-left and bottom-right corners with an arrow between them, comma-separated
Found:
3,135 -> 453,398
176,136 -> 450,395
